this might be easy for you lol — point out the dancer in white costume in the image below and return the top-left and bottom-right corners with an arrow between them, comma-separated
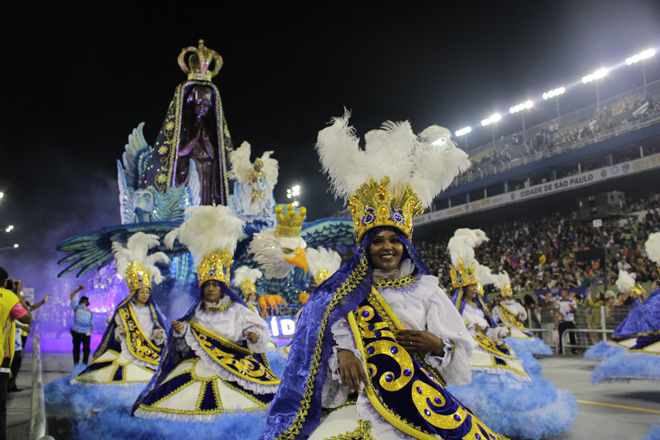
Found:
133,206 -> 280,422
491,271 -> 553,356
72,233 -> 169,386
262,112 -> 506,440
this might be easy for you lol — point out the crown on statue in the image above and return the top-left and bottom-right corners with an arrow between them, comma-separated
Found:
197,249 -> 233,287
450,258 -> 478,289
124,261 -> 152,292
240,278 -> 257,296
178,39 -> 223,82
349,177 -> 423,244
275,204 -> 306,238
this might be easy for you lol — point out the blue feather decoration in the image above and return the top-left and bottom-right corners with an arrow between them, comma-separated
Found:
506,337 -> 553,356
591,352 -> 660,384
584,341 -> 627,362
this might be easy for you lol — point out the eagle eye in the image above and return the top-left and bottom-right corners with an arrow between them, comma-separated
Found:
283,248 -> 294,254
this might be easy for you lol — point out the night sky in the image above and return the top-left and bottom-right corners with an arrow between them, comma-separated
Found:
3,1 -> 660,295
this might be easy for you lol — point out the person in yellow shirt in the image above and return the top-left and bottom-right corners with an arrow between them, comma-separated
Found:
0,268 -> 32,440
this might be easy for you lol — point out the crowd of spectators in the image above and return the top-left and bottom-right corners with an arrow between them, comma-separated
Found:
463,95 -> 660,183
416,195 -> 660,296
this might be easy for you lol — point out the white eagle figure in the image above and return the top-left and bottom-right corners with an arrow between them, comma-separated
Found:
248,204 -> 309,280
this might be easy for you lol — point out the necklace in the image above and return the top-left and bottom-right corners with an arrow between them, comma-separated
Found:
203,300 -> 234,313
373,274 -> 418,290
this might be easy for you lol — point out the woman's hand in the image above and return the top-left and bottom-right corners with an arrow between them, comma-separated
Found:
473,323 -> 485,333
153,329 -> 164,340
118,327 -> 127,335
172,320 -> 185,334
396,330 -> 445,355
337,350 -> 369,393
244,331 -> 259,343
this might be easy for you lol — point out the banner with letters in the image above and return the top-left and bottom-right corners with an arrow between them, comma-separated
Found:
414,152 -> 660,226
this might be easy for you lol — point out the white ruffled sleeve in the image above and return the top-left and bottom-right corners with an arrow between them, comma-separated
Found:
327,316 -> 362,381
421,280 -> 476,386
239,308 -> 271,353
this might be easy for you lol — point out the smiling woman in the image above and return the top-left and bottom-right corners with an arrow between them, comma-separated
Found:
261,114 -> 509,440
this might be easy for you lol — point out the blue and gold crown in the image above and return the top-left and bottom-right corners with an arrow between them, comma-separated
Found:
450,259 -> 478,289
177,39 -> 223,82
348,177 -> 424,244
275,204 -> 306,238
197,249 -> 233,287
630,283 -> 646,299
500,284 -> 513,297
125,261 -> 152,292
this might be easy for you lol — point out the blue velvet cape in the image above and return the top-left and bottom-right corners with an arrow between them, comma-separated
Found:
260,227 -> 430,440
612,288 -> 660,341
131,281 -> 248,414
87,287 -> 169,364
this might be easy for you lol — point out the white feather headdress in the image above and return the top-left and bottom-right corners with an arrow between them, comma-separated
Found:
307,247 -> 342,278
475,263 -> 498,287
231,266 -> 263,289
164,205 -> 245,265
112,232 -> 169,289
493,271 -> 512,292
315,110 -> 471,207
447,228 -> 489,269
645,232 -> 660,266
615,270 -> 637,294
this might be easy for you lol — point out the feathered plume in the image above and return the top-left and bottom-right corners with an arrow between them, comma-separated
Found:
493,271 -> 512,291
112,232 -> 169,285
306,247 -> 342,278
447,228 -> 490,268
227,141 -> 253,183
645,232 -> 660,266
475,263 -> 498,287
231,266 -> 263,289
315,109 -> 471,207
164,205 -> 245,265
227,141 -> 279,187
615,270 -> 637,294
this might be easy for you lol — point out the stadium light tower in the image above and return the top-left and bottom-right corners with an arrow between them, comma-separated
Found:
509,101 -> 533,139
543,87 -> 565,120
481,114 -> 501,144
626,49 -> 655,94
455,126 -> 471,150
582,68 -> 608,109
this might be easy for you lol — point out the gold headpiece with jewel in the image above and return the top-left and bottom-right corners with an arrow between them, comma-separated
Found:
124,261 -> 152,292
500,284 -> 513,297
275,204 -> 306,238
240,278 -> 257,296
450,258 -> 478,289
197,249 -> 233,287
178,39 -> 223,82
349,177 -> 423,244
630,283 -> 646,299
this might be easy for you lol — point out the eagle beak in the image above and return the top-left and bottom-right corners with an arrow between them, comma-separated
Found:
284,247 -> 309,273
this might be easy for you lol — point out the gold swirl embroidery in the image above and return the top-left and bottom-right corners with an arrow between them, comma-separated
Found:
410,380 -> 468,430
355,305 -> 394,340
373,274 -> 418,290
119,304 -> 163,366
473,333 -> 516,359
203,300 -> 234,313
276,256 -> 369,440
190,322 -> 279,384
364,340 -> 413,392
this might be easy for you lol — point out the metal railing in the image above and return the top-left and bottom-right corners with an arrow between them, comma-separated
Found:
29,331 -> 55,440
561,328 -> 614,355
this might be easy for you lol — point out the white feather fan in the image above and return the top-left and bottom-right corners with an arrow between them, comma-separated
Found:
615,269 -> 637,294
447,228 -> 489,269
315,109 -> 471,207
645,232 -> 660,266
231,266 -> 263,288
306,247 -> 342,278
164,205 -> 245,265
113,232 -> 170,285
